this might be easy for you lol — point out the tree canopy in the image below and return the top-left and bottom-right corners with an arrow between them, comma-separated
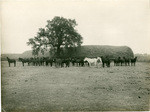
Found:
27,16 -> 83,57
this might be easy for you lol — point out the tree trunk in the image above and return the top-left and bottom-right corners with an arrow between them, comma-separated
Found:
57,45 -> 61,57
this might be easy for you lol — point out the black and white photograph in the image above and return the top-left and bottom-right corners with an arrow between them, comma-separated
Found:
1,0 -> 150,111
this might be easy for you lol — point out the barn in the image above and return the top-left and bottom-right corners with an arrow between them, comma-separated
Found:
61,45 -> 134,58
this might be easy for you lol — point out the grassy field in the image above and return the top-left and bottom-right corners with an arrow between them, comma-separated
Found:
1,61 -> 150,111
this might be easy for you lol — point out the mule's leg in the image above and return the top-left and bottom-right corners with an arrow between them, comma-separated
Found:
14,62 -> 16,67
102,62 -> 104,68
9,62 -> 10,67
96,62 -> 98,68
108,62 -> 110,67
89,63 -> 91,67
106,62 -> 108,67
55,63 -> 57,67
67,62 -> 70,67
50,62 -> 52,67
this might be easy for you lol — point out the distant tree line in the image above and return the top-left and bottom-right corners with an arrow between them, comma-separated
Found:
135,53 -> 150,62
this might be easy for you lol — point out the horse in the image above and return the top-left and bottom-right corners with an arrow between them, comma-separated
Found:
71,58 -> 76,66
29,57 -> 34,66
96,57 -> 102,68
123,57 -> 130,66
45,57 -> 54,67
84,57 -> 102,67
114,57 -> 124,66
114,57 -> 119,66
7,57 -> 16,67
75,58 -> 85,67
131,57 -> 137,66
84,57 -> 97,67
64,58 -> 71,67
119,57 -> 125,66
18,58 -> 30,66
55,58 -> 63,67
101,56 -> 110,67
39,57 -> 45,66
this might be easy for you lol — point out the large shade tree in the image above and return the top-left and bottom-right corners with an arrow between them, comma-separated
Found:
27,16 -> 83,57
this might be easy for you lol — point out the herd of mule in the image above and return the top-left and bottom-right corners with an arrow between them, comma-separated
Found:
6,56 -> 137,67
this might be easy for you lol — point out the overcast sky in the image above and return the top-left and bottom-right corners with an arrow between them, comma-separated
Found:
1,0 -> 150,54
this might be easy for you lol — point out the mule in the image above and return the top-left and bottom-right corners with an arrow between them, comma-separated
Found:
45,57 -> 54,67
7,57 -> 16,67
84,57 -> 102,67
71,58 -> 76,66
123,57 -> 130,66
96,57 -> 102,68
114,57 -> 124,66
131,57 -> 137,66
101,56 -> 110,67
75,58 -> 85,67
55,58 -> 63,67
18,58 -> 30,66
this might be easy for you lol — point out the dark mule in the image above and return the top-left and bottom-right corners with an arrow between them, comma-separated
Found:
71,58 -> 76,66
7,57 -> 16,67
45,57 -> 54,67
77,58 -> 85,67
131,57 -> 137,66
101,56 -> 110,67
114,57 -> 120,66
123,57 -> 130,66
114,57 -> 124,66
74,58 -> 85,67
55,58 -> 63,67
39,57 -> 45,66
119,57 -> 125,66
33,57 -> 40,66
55,58 -> 71,67
114,58 -> 118,66
63,58 -> 71,67
18,58 -> 30,66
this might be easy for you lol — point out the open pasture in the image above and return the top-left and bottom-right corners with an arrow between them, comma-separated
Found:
1,61 -> 150,111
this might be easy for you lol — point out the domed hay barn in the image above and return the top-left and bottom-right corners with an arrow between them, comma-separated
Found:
61,45 -> 134,58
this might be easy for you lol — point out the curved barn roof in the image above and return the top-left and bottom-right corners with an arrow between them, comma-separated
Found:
61,45 -> 134,58
20,45 -> 134,58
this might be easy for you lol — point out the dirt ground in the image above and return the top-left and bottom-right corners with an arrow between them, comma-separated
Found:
1,61 -> 150,111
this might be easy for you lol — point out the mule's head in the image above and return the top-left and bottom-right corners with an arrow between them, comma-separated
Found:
84,57 -> 88,61
97,57 -> 101,59
97,57 -> 102,62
